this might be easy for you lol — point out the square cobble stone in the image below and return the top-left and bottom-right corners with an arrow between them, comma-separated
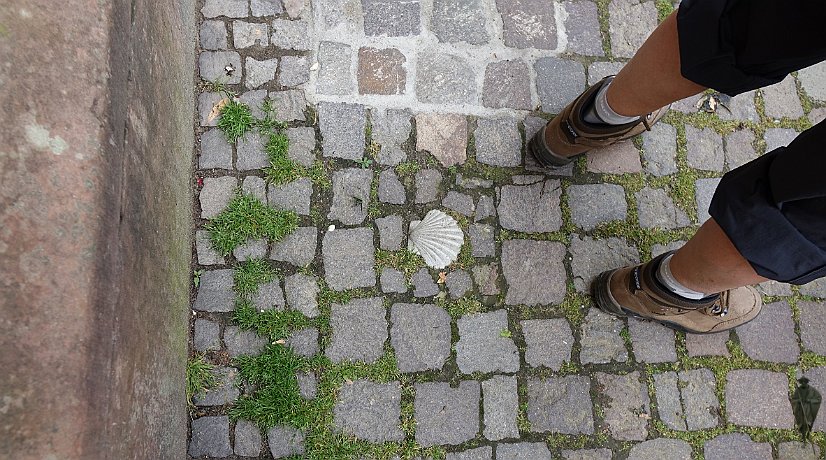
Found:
237,132 -> 268,170
628,318 -> 677,363
482,375 -> 519,441
234,419 -> 262,457
285,273 -> 319,318
502,240 -> 567,306
319,102 -> 366,160
238,89 -> 267,119
333,380 -> 403,442
636,187 -> 689,229
799,61 -> 826,102
724,129 -> 757,170
194,318 -> 221,352
482,60 -> 532,110
270,226 -> 317,267
416,113 -> 468,167
765,127 -> 798,153
474,117 -> 522,167
801,278 -> 826,298
252,278 -> 285,311
251,0 -> 283,16
685,126 -> 724,172
233,21 -> 268,48
317,41 -> 354,95
695,178 -> 720,224
362,0 -> 421,36
286,328 -> 320,357
446,447 -> 492,460
446,269 -> 472,299
245,57 -> 278,89
442,191 -> 475,216
200,176 -> 236,219
375,215 -> 404,250
498,443 -> 553,460
199,92 -> 222,127
224,326 -> 268,357
588,61 -> 625,85
704,433 -> 772,460
241,176 -> 267,204
456,310 -> 519,374
568,183 -> 627,230
297,371 -> 317,399
654,369 -> 719,431
596,371 -> 650,441
628,439 -> 692,460
194,269 -> 235,312
196,230 -> 225,266
535,57 -> 585,113
326,298 -> 387,363
329,168 -> 373,225
476,194 -> 496,221
686,331 -> 730,357
799,301 -> 826,354
358,47 -> 406,95
200,21 -> 228,50
268,177 -> 311,215
431,0 -> 489,45
279,55 -> 310,88
736,301 -> 798,363
641,123 -> 678,176
416,53 -> 477,104
468,224 -> 494,258
202,0 -> 247,18
411,268 -> 439,298
373,108 -> 412,166
608,0 -> 657,58
271,18 -> 311,51
562,449 -> 612,460
380,268 -> 407,294
522,319 -> 573,370
414,381 -> 480,446
497,180 -> 562,232
286,127 -> 316,167
563,0 -> 603,56
189,416 -> 232,458
580,308 -> 628,364
527,376 -> 594,434
586,140 -> 642,173
726,369 -> 794,429
378,170 -> 406,205
496,0 -> 557,49
762,76 -> 805,119
473,263 -> 500,296
322,227 -> 376,291
390,303 -> 451,372
570,235 -> 639,292
199,51 -> 243,82
270,89 -> 307,122
779,442 -> 821,460
267,426 -> 305,458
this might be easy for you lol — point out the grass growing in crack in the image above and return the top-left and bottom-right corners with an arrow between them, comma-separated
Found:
217,99 -> 255,143
206,191 -> 299,256
264,131 -> 302,186
233,258 -> 277,297
186,355 -> 216,407
438,296 -> 484,320
233,303 -> 314,340
394,160 -> 421,177
375,249 -> 426,278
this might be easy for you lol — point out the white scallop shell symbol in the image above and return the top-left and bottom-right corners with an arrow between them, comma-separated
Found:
408,209 -> 464,269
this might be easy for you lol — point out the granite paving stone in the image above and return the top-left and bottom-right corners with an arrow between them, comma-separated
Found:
563,0 -> 603,56
252,278 -> 285,311
414,169 -> 443,204
416,113 -> 468,166
724,129 -> 757,170
456,310 -> 519,373
279,55 -> 310,87
455,175 -> 492,189
270,226 -> 317,267
414,381 -> 480,446
535,57 -> 585,113
284,273 -> 319,318
193,366 -> 240,407
586,140 -> 642,173
695,178 -> 720,224
628,318 -> 677,363
685,126 -> 724,172
482,375 -> 519,441
570,236 -> 639,292
475,195 -> 496,221
805,367 -> 826,432
473,263 -> 501,296
568,183 -> 627,230
736,301 -> 798,363
717,90 -> 759,122
362,0 -> 421,36
244,57 -> 278,89
286,328 -> 320,357
316,41 -> 354,95
314,0 -> 362,31
326,298 -> 387,363
446,446 -> 492,460
251,0 -> 282,16
468,224 -> 494,258
641,123 -> 678,176
608,0 -> 657,58
765,127 -> 798,152
233,21 -> 269,48
380,268 -> 407,294
328,168 -> 373,225
757,280 -> 793,297
474,117 -> 522,167
236,132 -> 268,170
497,180 -> 562,232
778,442 -> 821,460
321,227 -> 376,290
703,433 -> 772,460
596,371 -> 650,441
270,18 -> 311,51
319,102 -> 366,160
635,187 -> 689,229
378,170 -> 406,205
286,127 -> 316,166
199,92 -> 223,127
502,240 -> 567,306
482,60 -> 533,110
296,371 -> 317,399
375,215 -> 404,250
442,191 -> 475,217
196,230 -> 225,265
269,89 -> 307,121
202,0 -> 247,18
241,176 -> 267,203
224,326 -> 268,357
799,301 -> 826,354
651,241 -> 685,257
580,308 -> 628,364
654,369 -> 719,431
801,278 -> 826,298
200,176 -> 236,219
799,61 -> 826,102
373,108 -> 412,166
200,21 -> 228,51
358,47 -> 406,95
411,268 -> 439,298
446,270 -> 472,299
497,443 -> 553,460
194,319 -> 221,352
431,0 -> 489,45
333,380 -> 403,442
267,426 -> 305,459
189,416 -> 232,458
527,376 -> 594,434
496,0 -> 557,49
587,61 -> 625,85
234,419 -> 262,457
238,89 -> 268,119
390,303 -> 451,372
685,331 -> 730,357
561,449 -> 612,460
268,177 -> 311,215
200,51 -> 243,84
762,76 -> 805,119
726,369 -> 794,428
627,439 -> 692,460
194,269 -> 235,312
417,53 -> 477,104
521,319 -> 573,370
653,372 -> 683,431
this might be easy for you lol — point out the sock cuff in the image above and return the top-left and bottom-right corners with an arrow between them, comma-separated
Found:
594,77 -> 639,125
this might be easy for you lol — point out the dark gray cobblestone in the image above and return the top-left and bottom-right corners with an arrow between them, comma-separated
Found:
333,380 -> 403,442
390,303 -> 451,372
527,376 -> 594,435
726,369 -> 794,429
414,381 -> 480,446
456,310 -> 519,374
596,371 -> 649,441
326,298 -> 386,363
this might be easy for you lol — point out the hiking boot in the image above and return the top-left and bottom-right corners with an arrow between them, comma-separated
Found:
528,76 -> 669,167
591,251 -> 762,334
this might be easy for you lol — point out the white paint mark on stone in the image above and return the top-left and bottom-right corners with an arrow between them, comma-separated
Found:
25,123 -> 68,155
554,1 -> 570,54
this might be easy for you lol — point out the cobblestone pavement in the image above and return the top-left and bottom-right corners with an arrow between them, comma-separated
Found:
189,0 -> 826,458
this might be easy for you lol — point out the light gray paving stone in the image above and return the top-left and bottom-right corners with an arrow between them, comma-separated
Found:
685,125 -> 724,172
805,367 -> 826,432
412,268 -> 439,298
468,224 -> 494,258
193,366 -> 240,406
636,187 -> 689,229
511,175 -> 543,185
497,443 -> 553,460
653,371 -> 684,431
588,62 -> 624,86
238,89 -> 268,119
200,176 -> 237,219
482,375 -> 519,441
736,301 -> 798,363
415,169 -> 443,203
314,0 -> 361,30
390,303 -> 451,372
521,318 -> 573,370
252,278 -> 285,310
456,174 -> 493,190
319,102 -> 366,160
431,0 -> 489,44
717,90 -> 759,122
416,53 -> 477,104
267,426 -> 305,459
189,416 -> 232,458
245,57 -> 278,89
200,20 -> 228,50
328,168 -> 372,225
199,92 -> 223,127
680,369 -> 720,430
446,270 -> 472,299
580,308 -> 628,364
375,215 -> 404,250
284,273 -> 319,318
523,115 -> 546,140
703,433 -> 771,460
414,381 -> 480,446
237,133 -> 268,170
270,18 -> 311,51
535,57 -> 585,113
456,310 -> 519,373
801,278 -> 826,298
326,298 -> 387,363
233,21 -> 268,48
724,129 -> 757,170
286,127 -> 316,167
527,376 -> 594,434
496,0 -> 557,49
482,60 -> 532,110
502,240 -> 567,306
608,0 -> 657,58
196,230 -> 225,265
378,170 -> 406,205
270,226 -> 317,267
475,194 -> 496,222
799,61 -> 826,102
202,0 -> 247,18
473,263 -> 500,296
322,227 -> 376,290
194,269 -> 235,312
586,140 -> 642,173
686,331 -> 730,357
765,127 -> 798,152
497,180 -> 562,232
561,449 -> 612,460
695,178 -> 720,224
446,446 -> 492,460
268,177 -> 311,215
628,439 -> 692,460
334,380 -> 403,442
316,41 -> 354,95
362,0 -> 421,36
380,268 -> 407,294
778,442 -> 821,460
269,89 -> 307,121
568,183 -> 627,230
474,117 -> 522,167
570,235 -> 639,292
641,122 -> 677,176
279,55 -> 310,87
443,191 -> 475,217
726,369 -> 793,428
416,113 -> 468,166
297,371 -> 317,399
563,0 -> 603,56
224,326 -> 268,357
799,301 -> 826,354
596,371 -> 650,441
251,0 -> 283,16
651,241 -> 684,257
234,419 -> 262,457
762,76 -> 804,119
757,280 -> 793,297
373,108 -> 412,166
628,318 -> 677,363
194,319 -> 221,352
241,176 -> 267,203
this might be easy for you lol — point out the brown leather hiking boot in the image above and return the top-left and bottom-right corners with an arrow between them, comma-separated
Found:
591,252 -> 763,334
529,76 -> 669,167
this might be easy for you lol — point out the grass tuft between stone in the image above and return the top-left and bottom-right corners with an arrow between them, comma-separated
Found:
186,354 -> 216,407
233,258 -> 277,297
206,191 -> 299,256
